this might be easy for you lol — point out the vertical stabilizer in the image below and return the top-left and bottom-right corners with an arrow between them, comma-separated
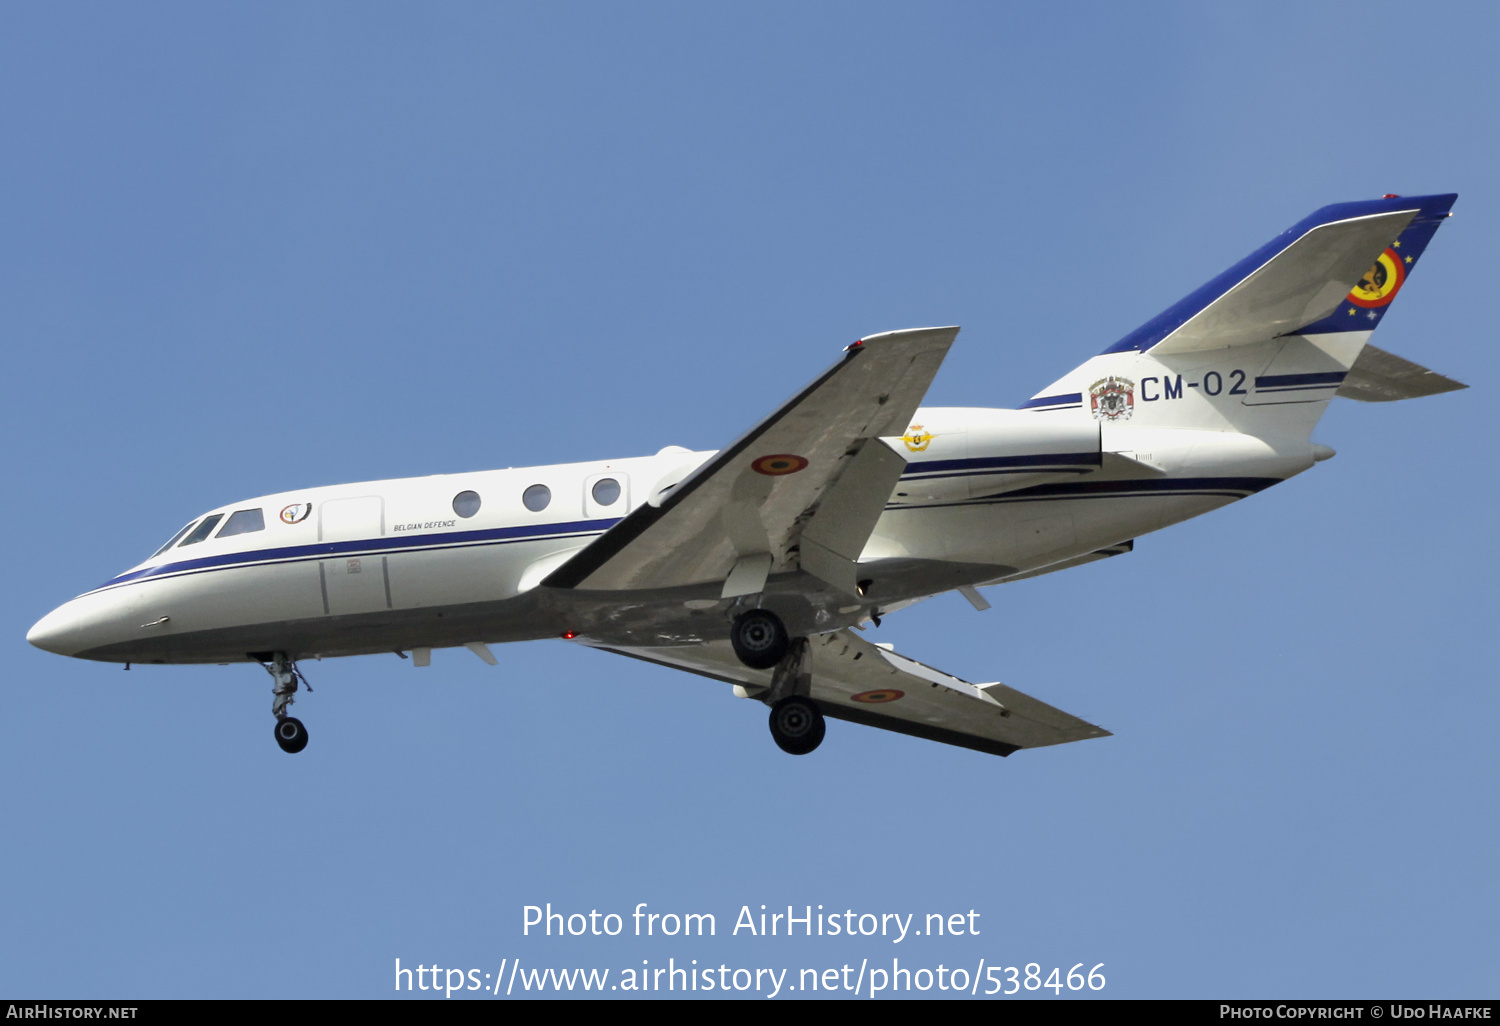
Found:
1022,194 -> 1457,444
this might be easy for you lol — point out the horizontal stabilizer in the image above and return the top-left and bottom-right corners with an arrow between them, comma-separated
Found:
1335,344 -> 1467,402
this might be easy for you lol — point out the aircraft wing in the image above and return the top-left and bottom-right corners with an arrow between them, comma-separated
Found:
544,327 -> 956,594
591,629 -> 1110,758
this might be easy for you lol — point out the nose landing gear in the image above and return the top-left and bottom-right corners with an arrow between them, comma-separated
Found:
256,652 -> 312,754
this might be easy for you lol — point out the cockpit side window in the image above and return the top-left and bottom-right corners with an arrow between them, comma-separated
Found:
152,521 -> 198,558
216,508 -> 266,538
179,514 -> 225,547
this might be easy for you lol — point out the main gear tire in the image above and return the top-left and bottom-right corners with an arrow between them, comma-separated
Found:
768,696 -> 825,755
730,608 -> 789,670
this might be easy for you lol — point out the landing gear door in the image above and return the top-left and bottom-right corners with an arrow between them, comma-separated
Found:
318,496 -> 390,615
584,473 -> 629,521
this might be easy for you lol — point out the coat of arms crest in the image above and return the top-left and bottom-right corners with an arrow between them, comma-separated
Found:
1089,376 -> 1135,421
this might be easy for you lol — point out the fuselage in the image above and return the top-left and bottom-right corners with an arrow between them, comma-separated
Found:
28,403 -> 1319,667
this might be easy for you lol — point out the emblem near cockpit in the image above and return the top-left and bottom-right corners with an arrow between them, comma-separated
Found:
279,503 -> 313,525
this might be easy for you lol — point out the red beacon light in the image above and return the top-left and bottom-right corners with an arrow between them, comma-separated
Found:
1382,193 -> 1401,199
561,631 -> 577,640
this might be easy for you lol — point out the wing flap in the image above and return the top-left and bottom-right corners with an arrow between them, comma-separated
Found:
799,437 -> 908,595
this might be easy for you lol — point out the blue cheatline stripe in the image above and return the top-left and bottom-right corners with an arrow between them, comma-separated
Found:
97,474 -> 1278,594
1255,371 -> 1348,388
1020,393 -> 1083,409
92,517 -> 623,593
903,452 -> 1100,478
888,476 -> 1280,511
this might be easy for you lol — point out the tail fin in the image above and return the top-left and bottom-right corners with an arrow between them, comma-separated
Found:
1101,193 -> 1456,355
1025,194 -> 1460,441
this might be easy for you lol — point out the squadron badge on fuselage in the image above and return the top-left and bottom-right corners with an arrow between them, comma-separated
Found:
279,502 -> 313,525
1089,376 -> 1135,421
902,424 -> 934,452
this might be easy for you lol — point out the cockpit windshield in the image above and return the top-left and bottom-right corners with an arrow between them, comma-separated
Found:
151,521 -> 198,558
216,508 -> 265,538
178,514 -> 224,547
147,507 -> 265,561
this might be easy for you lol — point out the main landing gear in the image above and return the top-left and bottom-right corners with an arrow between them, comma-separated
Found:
769,695 -> 824,756
257,652 -> 311,754
730,611 -> 826,756
730,608 -> 790,670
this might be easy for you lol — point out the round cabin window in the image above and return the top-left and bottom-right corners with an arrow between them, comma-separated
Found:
452,490 -> 481,518
591,477 -> 621,506
522,484 -> 551,512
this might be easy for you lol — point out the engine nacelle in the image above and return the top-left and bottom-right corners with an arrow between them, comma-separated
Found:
885,408 -> 1101,503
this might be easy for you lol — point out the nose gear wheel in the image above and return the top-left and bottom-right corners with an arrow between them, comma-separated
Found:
274,716 -> 309,754
257,652 -> 313,754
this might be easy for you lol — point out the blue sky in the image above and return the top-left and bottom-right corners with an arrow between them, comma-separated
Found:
2,2 -> 1495,999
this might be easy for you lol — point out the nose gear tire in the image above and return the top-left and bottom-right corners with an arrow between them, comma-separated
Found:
274,716 -> 309,754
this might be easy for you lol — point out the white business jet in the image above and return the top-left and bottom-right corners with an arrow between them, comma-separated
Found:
28,194 -> 1465,757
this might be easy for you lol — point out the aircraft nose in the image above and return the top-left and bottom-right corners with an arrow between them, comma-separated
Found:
27,602 -> 84,656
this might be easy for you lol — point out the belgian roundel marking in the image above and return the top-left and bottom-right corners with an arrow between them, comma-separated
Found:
751,454 -> 809,476
851,689 -> 904,704
1348,247 -> 1406,308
